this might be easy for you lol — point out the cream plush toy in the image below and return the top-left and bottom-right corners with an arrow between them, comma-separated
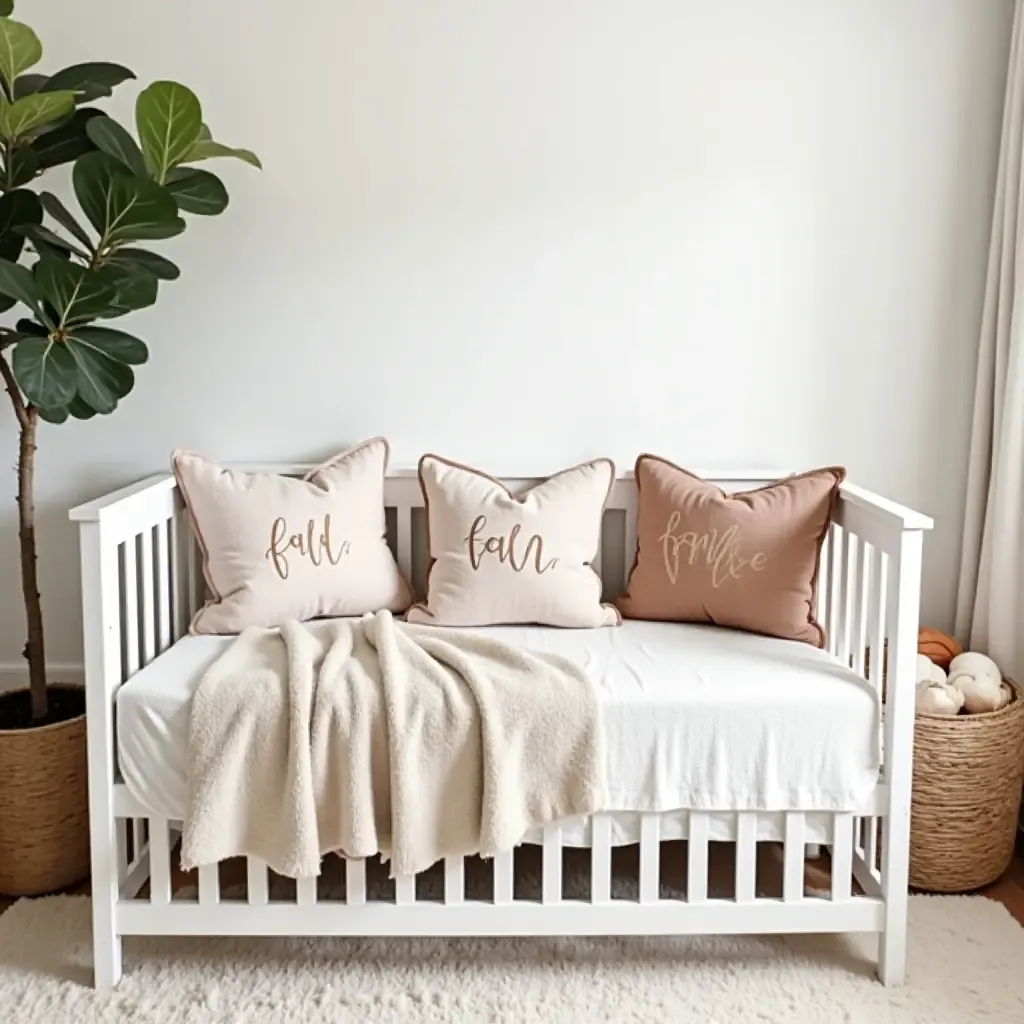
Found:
915,679 -> 964,716
917,653 -> 946,686
946,652 -> 1011,714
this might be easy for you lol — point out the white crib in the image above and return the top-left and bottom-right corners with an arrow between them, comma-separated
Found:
70,467 -> 931,989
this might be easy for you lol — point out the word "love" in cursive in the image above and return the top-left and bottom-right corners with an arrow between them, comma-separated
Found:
465,515 -> 558,574
265,514 -> 352,580
658,511 -> 767,588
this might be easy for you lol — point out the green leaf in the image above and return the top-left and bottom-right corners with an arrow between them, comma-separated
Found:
0,2 -> 14,18
0,256 -> 49,322
33,107 -> 102,170
34,257 -> 121,327
104,246 -> 179,281
64,327 -> 141,413
95,265 -> 158,317
85,116 -> 148,177
43,63 -> 134,102
166,167 -> 228,215
67,324 -> 148,365
15,318 -> 46,336
183,138 -> 261,170
36,403 -> 69,424
7,143 -> 35,186
19,223 -> 86,258
135,81 -> 202,183
11,336 -> 76,408
68,394 -> 97,420
73,151 -> 185,245
13,72 -> 45,98
0,18 -> 41,97
0,91 -> 76,141
40,192 -> 93,251
0,186 -> 39,261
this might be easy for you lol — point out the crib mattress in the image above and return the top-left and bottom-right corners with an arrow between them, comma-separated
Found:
116,619 -> 880,846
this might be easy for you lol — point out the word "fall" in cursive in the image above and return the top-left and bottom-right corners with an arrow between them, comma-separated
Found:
658,511 -> 767,588
265,514 -> 352,580
465,515 -> 558,574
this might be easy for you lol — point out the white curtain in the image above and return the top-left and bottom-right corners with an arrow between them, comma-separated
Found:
955,2 -> 1024,677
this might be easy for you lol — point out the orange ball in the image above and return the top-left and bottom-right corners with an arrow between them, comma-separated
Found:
918,627 -> 962,671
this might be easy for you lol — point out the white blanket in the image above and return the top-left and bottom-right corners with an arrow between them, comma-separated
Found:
181,611 -> 605,878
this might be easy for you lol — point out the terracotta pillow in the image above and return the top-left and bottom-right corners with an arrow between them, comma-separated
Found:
174,437 -> 411,634
406,455 -> 620,628
616,456 -> 845,646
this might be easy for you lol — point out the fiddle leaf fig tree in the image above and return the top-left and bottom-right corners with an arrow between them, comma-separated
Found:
0,5 -> 259,724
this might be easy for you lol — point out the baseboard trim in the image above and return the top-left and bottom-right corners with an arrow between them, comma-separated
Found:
0,664 -> 85,692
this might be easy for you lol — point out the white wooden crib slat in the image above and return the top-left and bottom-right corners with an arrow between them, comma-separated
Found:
247,857 -> 269,906
169,512 -> 186,641
837,528 -> 852,667
866,817 -> 880,879
297,877 -> 318,906
132,819 -> 145,866
851,540 -> 869,677
444,857 -> 464,905
591,814 -> 612,905
783,812 -> 805,903
139,528 -> 156,667
395,875 -> 416,906
396,506 -> 412,581
198,864 -> 219,905
831,814 -> 855,902
493,851 -> 514,905
687,813 -> 709,903
116,818 -> 128,886
122,537 -> 139,678
155,519 -> 172,654
736,812 -> 757,904
639,814 -> 660,904
868,546 -> 887,698
346,860 -> 366,906
822,528 -> 836,655
542,824 -> 562,904
149,817 -> 171,905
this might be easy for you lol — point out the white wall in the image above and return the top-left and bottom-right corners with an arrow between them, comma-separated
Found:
0,0 -> 1014,674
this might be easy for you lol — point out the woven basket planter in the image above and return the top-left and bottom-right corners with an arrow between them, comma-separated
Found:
0,685 -> 90,897
909,677 -> 1024,893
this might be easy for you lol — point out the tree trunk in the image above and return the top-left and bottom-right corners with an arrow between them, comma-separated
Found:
17,406 -> 47,721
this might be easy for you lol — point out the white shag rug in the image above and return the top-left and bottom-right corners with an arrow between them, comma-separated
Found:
1,895 -> 1023,1022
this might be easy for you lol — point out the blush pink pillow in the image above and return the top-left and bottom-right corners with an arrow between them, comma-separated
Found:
406,455 -> 620,628
174,437 -> 411,634
616,456 -> 845,646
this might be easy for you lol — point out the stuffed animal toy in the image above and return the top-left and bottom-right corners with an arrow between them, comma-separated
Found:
915,679 -> 964,716
917,653 -> 946,686
946,651 -> 1011,714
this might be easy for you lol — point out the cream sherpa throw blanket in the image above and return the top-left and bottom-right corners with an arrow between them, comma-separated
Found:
181,611 -> 605,879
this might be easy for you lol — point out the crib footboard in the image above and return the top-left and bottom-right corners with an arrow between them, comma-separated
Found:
71,470 -> 931,989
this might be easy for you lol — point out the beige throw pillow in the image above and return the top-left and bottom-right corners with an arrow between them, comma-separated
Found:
616,456 -> 844,646
406,455 -> 620,628
174,437 -> 411,634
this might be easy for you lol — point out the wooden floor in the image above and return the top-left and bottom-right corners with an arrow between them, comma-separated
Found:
4,846 -> 1023,925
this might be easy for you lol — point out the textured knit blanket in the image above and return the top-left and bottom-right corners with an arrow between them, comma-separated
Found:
181,610 -> 605,879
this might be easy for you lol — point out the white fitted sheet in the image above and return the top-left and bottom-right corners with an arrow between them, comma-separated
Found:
116,620 -> 880,847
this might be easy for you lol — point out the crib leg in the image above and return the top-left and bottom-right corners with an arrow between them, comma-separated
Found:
93,918 -> 123,989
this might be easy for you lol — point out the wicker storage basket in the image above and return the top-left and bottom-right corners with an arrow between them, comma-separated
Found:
0,686 -> 90,897
909,677 -> 1024,892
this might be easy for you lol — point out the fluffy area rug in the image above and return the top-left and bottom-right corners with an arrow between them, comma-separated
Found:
1,894 -> 1022,1022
